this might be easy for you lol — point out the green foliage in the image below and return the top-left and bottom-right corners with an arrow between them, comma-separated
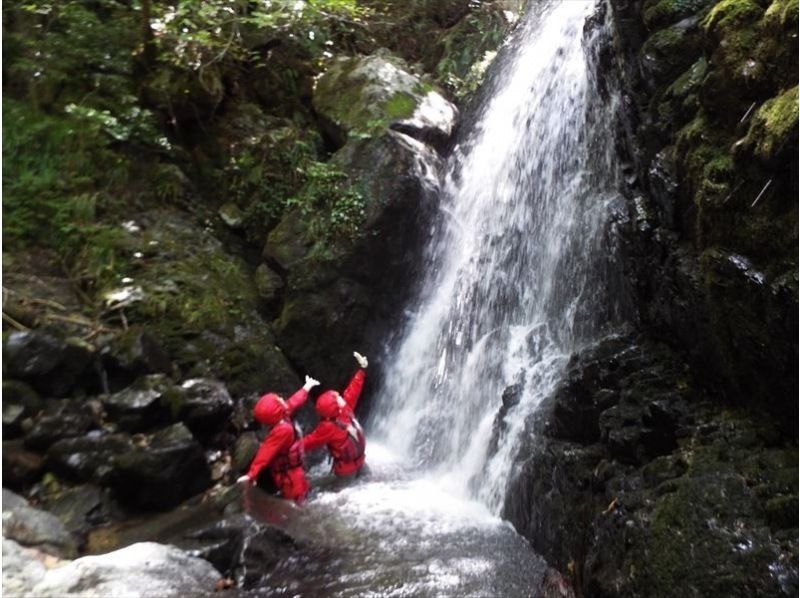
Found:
288,162 -> 366,242
2,99 -> 129,285
155,0 -> 372,73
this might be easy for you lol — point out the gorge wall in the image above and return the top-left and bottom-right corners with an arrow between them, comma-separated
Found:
503,0 -> 798,596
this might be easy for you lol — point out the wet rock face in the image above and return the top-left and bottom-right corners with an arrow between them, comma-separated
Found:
505,334 -> 798,598
605,0 -> 798,424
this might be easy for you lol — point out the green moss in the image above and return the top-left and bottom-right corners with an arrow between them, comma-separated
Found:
745,87 -> 799,162
702,0 -> 764,35
383,92 -> 416,119
763,0 -> 799,30
643,0 -> 717,30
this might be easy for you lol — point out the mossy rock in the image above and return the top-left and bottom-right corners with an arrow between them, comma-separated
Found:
313,51 -> 453,147
701,0 -> 764,38
639,17 -> 704,88
738,86 -> 799,165
109,209 -> 298,397
643,0 -> 718,30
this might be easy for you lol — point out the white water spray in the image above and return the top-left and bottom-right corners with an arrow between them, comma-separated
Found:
371,0 -> 627,511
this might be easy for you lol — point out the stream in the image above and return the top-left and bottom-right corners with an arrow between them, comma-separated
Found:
245,0 -> 626,595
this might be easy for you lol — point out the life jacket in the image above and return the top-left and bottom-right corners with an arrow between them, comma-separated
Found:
330,413 -> 365,463
269,420 -> 305,474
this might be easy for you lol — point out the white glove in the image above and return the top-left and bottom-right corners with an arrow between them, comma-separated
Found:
303,375 -> 320,391
354,352 -> 368,369
236,474 -> 252,485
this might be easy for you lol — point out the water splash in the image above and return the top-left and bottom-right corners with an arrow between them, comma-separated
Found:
371,0 -> 628,512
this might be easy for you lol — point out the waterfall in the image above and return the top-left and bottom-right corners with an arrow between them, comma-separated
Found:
371,0 -> 628,511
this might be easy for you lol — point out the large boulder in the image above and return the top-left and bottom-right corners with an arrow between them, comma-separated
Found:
110,423 -> 211,510
2,538 -> 48,596
2,489 -> 77,557
30,542 -> 222,597
170,378 -> 235,438
3,330 -> 93,397
312,51 -> 457,150
47,432 -> 133,485
99,326 -> 172,392
267,128 -> 447,385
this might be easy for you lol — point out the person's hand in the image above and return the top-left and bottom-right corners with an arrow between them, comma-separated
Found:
236,474 -> 252,485
354,352 -> 368,369
303,375 -> 320,391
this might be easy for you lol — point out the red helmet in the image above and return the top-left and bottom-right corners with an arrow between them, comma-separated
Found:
315,390 -> 343,419
253,393 -> 287,426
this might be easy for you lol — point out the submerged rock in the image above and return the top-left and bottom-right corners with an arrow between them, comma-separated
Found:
31,542 -> 222,597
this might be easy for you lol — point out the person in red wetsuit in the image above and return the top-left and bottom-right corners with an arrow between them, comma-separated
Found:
236,375 -> 320,502
303,352 -> 368,478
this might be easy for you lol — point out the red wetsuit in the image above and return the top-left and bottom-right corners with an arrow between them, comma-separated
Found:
247,387 -> 309,502
303,369 -> 366,477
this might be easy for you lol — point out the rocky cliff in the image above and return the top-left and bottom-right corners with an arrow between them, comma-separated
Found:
503,0 -> 797,596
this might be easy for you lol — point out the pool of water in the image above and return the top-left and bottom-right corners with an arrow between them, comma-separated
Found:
242,443 -> 547,597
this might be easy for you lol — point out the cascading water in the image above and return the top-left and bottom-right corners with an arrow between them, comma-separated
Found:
248,2 -> 628,595
373,0 -> 627,510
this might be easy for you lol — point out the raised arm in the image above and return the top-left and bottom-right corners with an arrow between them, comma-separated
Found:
286,375 -> 320,416
342,352 -> 368,410
342,369 -> 366,411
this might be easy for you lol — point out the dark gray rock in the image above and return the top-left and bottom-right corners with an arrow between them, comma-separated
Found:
2,380 -> 43,439
47,432 -> 133,485
24,399 -> 100,451
232,432 -> 260,476
504,334 -> 798,598
254,263 -> 284,302
3,331 -> 93,397
110,423 -> 212,510
39,484 -> 121,537
3,440 -> 46,489
101,374 -> 177,432
100,326 -> 172,392
173,378 -> 234,438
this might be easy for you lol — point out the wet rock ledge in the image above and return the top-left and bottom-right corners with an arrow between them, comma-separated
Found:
504,333 -> 798,597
